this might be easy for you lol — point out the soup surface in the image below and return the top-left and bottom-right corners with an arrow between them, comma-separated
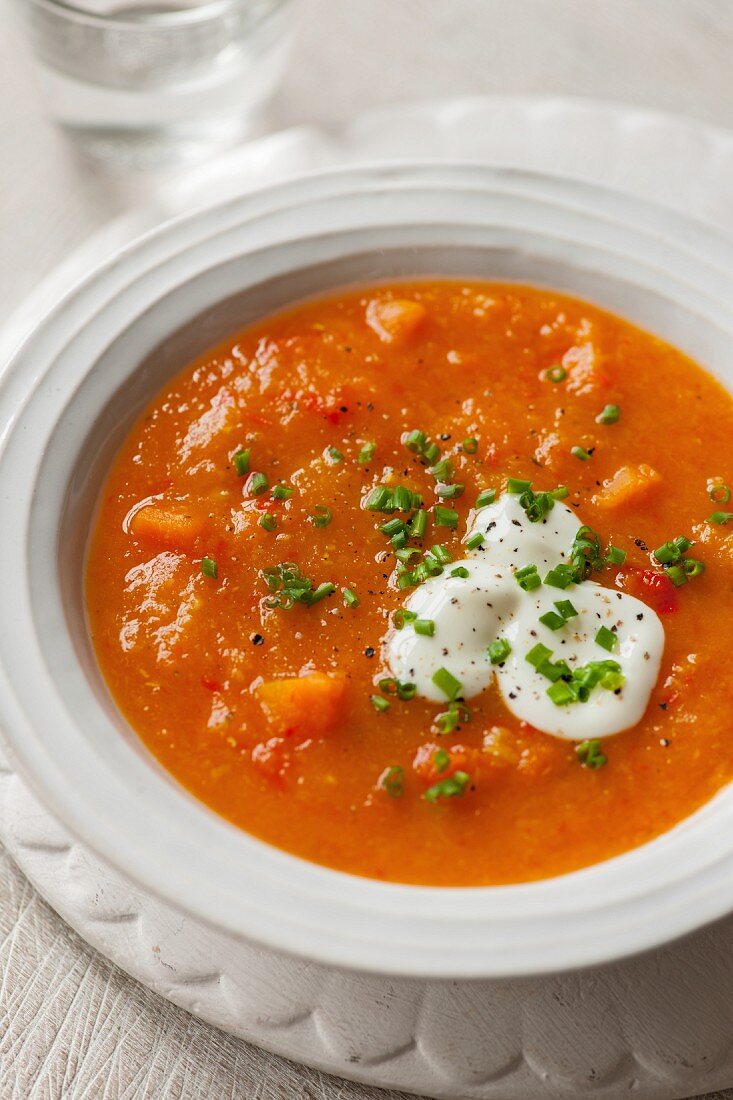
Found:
86,281 -> 733,885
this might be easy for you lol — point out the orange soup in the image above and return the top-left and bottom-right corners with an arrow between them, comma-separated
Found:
86,281 -> 733,885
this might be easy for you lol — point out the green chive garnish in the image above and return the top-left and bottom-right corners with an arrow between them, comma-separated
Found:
595,626 -> 617,651
554,599 -> 578,619
450,566 -> 469,578
201,556 -> 218,579
462,437 -> 478,454
393,609 -> 417,629
308,582 -> 336,605
432,667 -> 462,701
709,483 -> 731,504
515,564 -> 541,591
547,680 -> 575,706
430,544 -> 452,565
233,449 -> 250,476
596,404 -> 621,425
247,471 -> 269,496
358,441 -> 376,464
424,771 -> 471,802
539,610 -> 566,631
571,446 -> 591,461
429,458 -> 454,482
326,445 -> 344,464
371,695 -> 390,713
409,509 -> 428,538
271,484 -> 293,501
526,643 -> 552,668
436,482 -> 465,500
259,513 -> 277,531
544,565 -> 575,589
423,441 -> 441,464
507,478 -> 531,494
404,429 -> 427,453
475,489 -> 496,509
310,505 -> 332,528
363,486 -> 393,512
433,748 -> 450,773
605,545 -> 627,565
488,638 -> 511,664
414,618 -> 435,637
343,587 -> 359,608
546,365 -> 566,383
576,739 -> 607,769
434,506 -> 459,529
380,764 -> 403,795
465,532 -> 484,550
708,511 -> 733,525
379,677 -> 417,701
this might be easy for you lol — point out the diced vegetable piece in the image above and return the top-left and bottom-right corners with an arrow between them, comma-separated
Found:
130,504 -> 206,553
365,298 -> 428,344
256,673 -> 346,738
594,463 -> 661,508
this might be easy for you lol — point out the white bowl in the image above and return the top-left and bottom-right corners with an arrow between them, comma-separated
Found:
1,163 -> 733,980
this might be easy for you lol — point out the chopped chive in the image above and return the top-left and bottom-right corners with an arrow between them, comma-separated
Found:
653,536 -> 693,566
271,484 -> 294,501
683,558 -> 705,578
404,429 -> 427,453
326,445 -> 344,465
515,563 -> 541,591
391,530 -> 408,549
465,532 -> 485,550
436,482 -> 465,499
358,441 -> 376,464
526,643 -> 553,669
363,486 -> 392,512
709,511 -> 733,524
308,582 -> 336,605
393,608 -> 417,629
233,449 -> 250,476
371,695 -> 390,713
432,667 -> 462,701
605,545 -> 627,565
554,599 -> 578,619
414,618 -> 435,637
409,509 -> 428,538
709,483 -> 731,504
596,404 -> 621,425
259,513 -> 277,531
450,566 -> 470,578
571,445 -> 591,461
429,458 -> 454,482
380,765 -> 403,795
544,564 -> 575,589
433,748 -> 451,774
430,544 -> 452,565
546,365 -> 566,383
674,535 -> 694,554
310,505 -> 332,528
488,638 -> 511,664
379,677 -> 417,701
462,437 -> 478,454
424,771 -> 471,802
201,556 -> 218,579
547,680 -> 575,706
507,478 -> 532,494
343,587 -> 359,608
475,488 -> 496,509
434,506 -> 459,529
380,517 -> 407,538
576,739 -> 607,769
246,471 -> 269,497
393,485 -> 412,512
395,547 -> 420,563
551,485 -> 569,500
595,625 -> 617,651
539,610 -> 566,631
423,441 -> 441,464
666,564 -> 688,587
434,700 -> 470,734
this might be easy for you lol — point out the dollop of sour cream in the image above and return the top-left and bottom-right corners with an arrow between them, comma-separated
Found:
384,493 -> 664,740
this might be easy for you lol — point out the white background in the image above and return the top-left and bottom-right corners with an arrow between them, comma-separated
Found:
0,1 -> 732,1097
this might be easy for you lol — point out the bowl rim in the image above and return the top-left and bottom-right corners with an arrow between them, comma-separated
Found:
2,161 -> 733,979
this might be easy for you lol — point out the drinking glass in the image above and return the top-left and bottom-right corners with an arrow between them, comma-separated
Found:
17,0 -> 299,165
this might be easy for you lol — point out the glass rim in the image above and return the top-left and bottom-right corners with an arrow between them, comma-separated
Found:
24,0 -> 291,29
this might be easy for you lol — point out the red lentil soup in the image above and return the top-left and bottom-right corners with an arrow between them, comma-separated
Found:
86,281 -> 733,885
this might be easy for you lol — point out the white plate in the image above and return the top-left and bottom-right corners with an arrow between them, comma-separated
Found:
2,97 -> 733,1099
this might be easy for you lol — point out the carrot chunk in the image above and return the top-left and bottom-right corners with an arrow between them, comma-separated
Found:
365,298 -> 428,344
130,504 -> 206,553
594,463 -> 661,509
256,673 -> 346,738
